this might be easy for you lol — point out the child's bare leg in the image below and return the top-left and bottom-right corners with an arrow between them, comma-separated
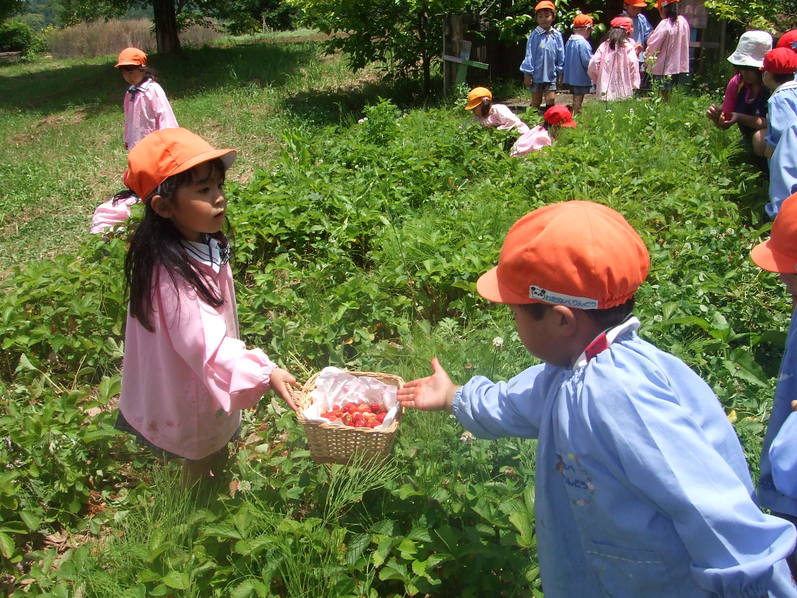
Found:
181,446 -> 229,488
572,94 -> 584,114
544,90 -> 556,107
531,91 -> 543,109
752,129 -> 768,157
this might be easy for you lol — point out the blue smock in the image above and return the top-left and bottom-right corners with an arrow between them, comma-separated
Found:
453,317 -> 797,598
759,310 -> 797,513
767,122 -> 797,218
563,34 -> 593,87
520,26 -> 565,83
766,81 -> 797,149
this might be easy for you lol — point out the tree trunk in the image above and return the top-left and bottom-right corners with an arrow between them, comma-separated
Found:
152,0 -> 181,54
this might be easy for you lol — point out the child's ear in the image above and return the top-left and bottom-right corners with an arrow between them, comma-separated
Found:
551,305 -> 578,334
150,194 -> 173,219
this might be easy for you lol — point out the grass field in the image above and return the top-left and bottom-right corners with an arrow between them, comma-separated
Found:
0,31 -> 790,597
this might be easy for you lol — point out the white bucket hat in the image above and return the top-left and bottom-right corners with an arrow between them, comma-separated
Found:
727,30 -> 773,68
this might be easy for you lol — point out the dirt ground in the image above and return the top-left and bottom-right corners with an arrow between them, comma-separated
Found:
503,89 -> 598,114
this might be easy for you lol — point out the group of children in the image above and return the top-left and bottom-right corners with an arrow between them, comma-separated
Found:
91,35 -> 797,593
520,0 -> 690,112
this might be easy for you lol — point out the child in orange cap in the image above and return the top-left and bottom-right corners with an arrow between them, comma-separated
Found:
116,127 -> 298,486
563,14 -> 594,114
645,0 -> 690,97
752,192 -> 797,578
588,16 -> 641,101
465,87 -> 555,155
398,200 -> 797,597
623,0 -> 652,87
90,47 -> 180,235
520,1 -> 564,112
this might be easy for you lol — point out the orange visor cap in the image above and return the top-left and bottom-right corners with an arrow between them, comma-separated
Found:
124,128 -> 236,200
751,193 -> 797,273
115,47 -> 147,68
477,201 -> 650,308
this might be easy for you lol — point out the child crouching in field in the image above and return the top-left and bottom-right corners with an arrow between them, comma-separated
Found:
116,127 -> 299,486
752,192 -> 797,578
398,200 -> 797,597
465,87 -> 554,156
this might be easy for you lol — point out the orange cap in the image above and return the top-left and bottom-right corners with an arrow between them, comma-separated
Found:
115,47 -> 147,68
535,1 -> 556,12
573,14 -> 594,28
465,87 -> 492,110
610,16 -> 634,33
656,0 -> 681,7
543,105 -> 577,127
124,128 -> 236,200
751,193 -> 797,273
625,0 -> 648,6
477,201 -> 649,308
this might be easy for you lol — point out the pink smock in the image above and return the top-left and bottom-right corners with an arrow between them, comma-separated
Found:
511,125 -> 552,156
90,194 -> 138,234
645,16 -> 690,76
119,239 -> 276,460
588,40 -> 640,101
123,78 -> 178,150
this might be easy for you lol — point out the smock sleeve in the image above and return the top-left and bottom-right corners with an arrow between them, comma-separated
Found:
520,31 -> 537,76
555,32 -> 565,78
452,363 -> 552,439
492,104 -> 525,131
149,82 -> 178,131
721,74 -> 742,115
770,412 -> 797,498
628,44 -> 641,90
157,269 -> 276,413
587,43 -> 604,84
588,365 -> 797,598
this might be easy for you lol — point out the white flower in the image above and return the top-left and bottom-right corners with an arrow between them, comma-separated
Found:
492,336 -> 504,349
460,431 -> 474,443
358,117 -> 368,124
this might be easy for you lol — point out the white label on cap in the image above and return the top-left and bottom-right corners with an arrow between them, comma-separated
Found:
529,285 -> 599,309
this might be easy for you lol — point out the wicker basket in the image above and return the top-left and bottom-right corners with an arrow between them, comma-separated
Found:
295,370 -> 404,465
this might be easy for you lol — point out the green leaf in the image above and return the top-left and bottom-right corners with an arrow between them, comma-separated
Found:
161,570 -> 190,589
0,532 -> 15,559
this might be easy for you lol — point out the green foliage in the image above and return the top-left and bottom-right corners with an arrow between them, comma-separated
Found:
2,84 -> 790,596
0,18 -> 38,52
705,0 -> 797,31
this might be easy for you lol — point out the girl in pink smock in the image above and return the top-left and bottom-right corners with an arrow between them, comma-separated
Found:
645,0 -> 690,95
116,127 -> 299,486
465,87 -> 552,156
588,17 -> 640,101
90,48 -> 179,235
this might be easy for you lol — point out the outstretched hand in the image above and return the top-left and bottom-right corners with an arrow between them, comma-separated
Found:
397,358 -> 459,412
270,367 -> 300,413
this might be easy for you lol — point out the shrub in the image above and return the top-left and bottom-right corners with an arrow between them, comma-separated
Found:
0,19 -> 35,52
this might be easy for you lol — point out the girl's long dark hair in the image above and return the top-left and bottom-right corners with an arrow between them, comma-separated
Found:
606,27 -> 629,50
124,158 -> 228,332
664,2 -> 678,22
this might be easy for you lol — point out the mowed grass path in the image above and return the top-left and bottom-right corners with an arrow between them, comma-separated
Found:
0,34 -> 407,277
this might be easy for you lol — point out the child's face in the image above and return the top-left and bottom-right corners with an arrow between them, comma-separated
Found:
738,67 -> 762,86
536,9 -> 555,29
510,303 -> 571,366
120,65 -> 146,86
625,4 -> 642,17
779,273 -> 797,298
167,162 -> 227,242
762,70 -> 779,91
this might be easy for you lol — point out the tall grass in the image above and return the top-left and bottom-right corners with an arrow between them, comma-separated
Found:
45,18 -> 219,58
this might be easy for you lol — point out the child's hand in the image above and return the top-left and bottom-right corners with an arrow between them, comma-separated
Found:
270,367 -> 300,413
705,104 -> 721,122
791,400 -> 797,411
397,358 -> 459,412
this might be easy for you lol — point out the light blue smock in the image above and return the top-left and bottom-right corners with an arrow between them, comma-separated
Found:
453,317 -> 797,598
563,34 -> 593,87
520,26 -> 565,83
765,81 -> 797,149
759,310 -> 797,514
767,121 -> 797,218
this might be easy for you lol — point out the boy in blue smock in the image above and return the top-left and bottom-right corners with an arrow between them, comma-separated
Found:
563,14 -> 593,114
520,0 -> 565,112
398,200 -> 797,598
762,48 -> 797,217
623,0 -> 652,89
752,192 -> 797,578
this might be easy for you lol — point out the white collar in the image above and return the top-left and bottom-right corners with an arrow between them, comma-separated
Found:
773,80 -> 797,95
181,236 -> 229,273
573,316 -> 640,369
